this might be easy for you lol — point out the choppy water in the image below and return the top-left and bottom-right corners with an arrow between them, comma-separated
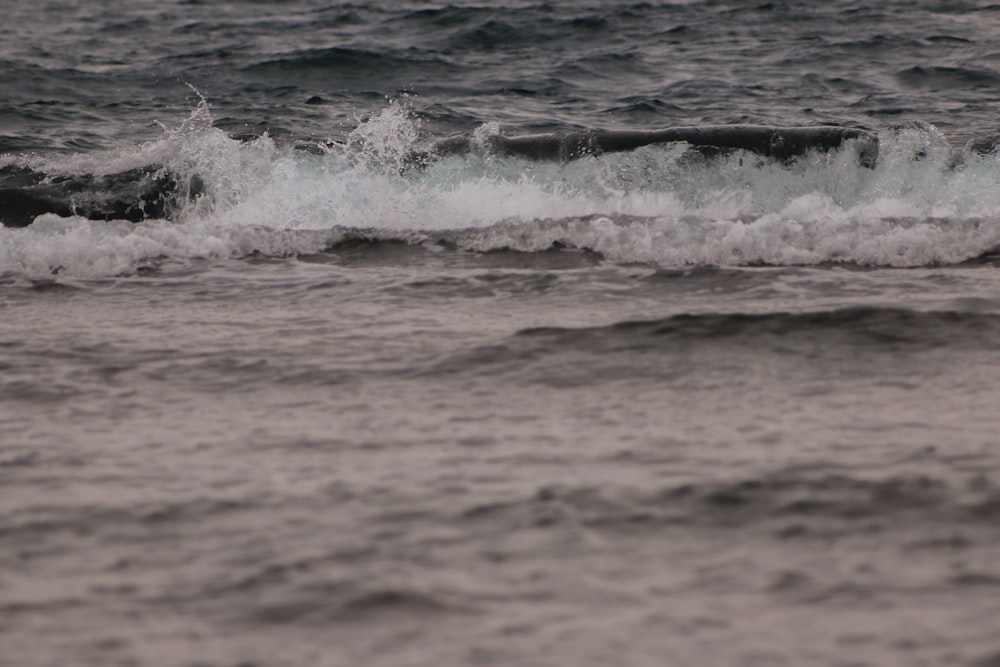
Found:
5,2 -> 1000,666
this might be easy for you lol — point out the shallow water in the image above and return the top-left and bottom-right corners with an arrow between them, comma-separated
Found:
5,2 -> 1000,666
7,251 -> 1000,666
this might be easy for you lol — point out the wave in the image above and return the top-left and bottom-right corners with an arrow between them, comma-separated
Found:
896,65 -> 1000,91
4,103 -> 1000,277
239,47 -> 461,89
516,307 -> 1000,351
418,306 -> 1000,387
456,469 -> 1000,538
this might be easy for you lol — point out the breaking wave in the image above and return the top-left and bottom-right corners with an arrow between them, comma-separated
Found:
4,102 -> 1000,277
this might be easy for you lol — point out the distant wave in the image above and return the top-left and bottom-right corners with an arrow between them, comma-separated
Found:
239,47 -> 461,88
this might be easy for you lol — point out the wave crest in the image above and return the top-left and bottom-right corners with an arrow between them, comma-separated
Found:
4,104 -> 1000,277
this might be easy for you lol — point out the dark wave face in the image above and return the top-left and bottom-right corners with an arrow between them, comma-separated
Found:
421,307 -> 1000,388
520,307 -> 1000,352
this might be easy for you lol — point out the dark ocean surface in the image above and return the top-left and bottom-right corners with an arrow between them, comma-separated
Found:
5,2 -> 1000,666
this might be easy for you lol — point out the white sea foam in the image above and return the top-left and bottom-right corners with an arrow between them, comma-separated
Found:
4,104 -> 1000,277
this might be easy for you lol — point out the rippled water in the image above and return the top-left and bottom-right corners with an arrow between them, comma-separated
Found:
5,2 -> 1000,666
6,0 -> 1000,151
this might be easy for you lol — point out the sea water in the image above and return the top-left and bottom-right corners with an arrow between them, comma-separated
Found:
4,2 -> 1000,666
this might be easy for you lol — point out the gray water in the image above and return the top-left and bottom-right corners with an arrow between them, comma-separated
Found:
5,2 -> 1000,666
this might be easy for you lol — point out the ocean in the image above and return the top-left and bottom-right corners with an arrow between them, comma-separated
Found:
4,1 -> 1000,666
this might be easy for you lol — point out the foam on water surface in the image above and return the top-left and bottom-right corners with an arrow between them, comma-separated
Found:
4,102 -> 1000,277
